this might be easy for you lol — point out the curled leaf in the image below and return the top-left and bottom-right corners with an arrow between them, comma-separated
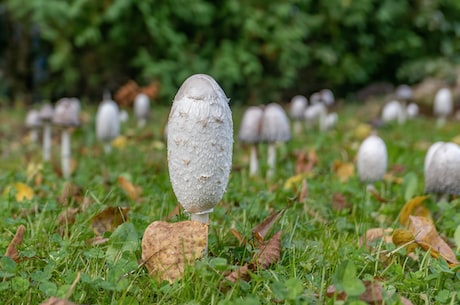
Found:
400,196 -> 430,226
5,225 -> 26,262
252,210 -> 283,243
117,176 -> 142,200
392,229 -> 417,253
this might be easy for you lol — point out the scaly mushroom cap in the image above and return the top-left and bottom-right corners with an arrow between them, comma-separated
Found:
424,142 -> 460,195
382,100 -> 405,124
96,99 -> 120,142
39,104 -> 54,121
238,106 -> 263,144
320,89 -> 335,106
357,134 -> 387,183
434,87 -> 453,117
310,92 -> 321,105
260,103 -> 291,143
25,110 -> 42,128
53,98 -> 80,127
395,84 -> 412,101
167,74 -> 233,214
289,95 -> 308,120
134,93 -> 150,119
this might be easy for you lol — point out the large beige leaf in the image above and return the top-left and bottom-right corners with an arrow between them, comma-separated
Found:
141,221 -> 208,283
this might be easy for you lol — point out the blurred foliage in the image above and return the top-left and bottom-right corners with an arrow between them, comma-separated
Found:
2,0 -> 460,104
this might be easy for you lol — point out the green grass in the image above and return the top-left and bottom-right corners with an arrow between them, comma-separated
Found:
1,102 -> 460,305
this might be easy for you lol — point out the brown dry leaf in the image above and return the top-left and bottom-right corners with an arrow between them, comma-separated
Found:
359,228 -> 393,248
39,297 -> 78,305
409,216 -> 460,265
383,173 -> 403,184
230,228 -> 245,245
298,179 -> 308,202
117,176 -> 142,201
56,208 -> 80,236
58,181 -> 82,206
332,160 -> 355,182
165,204 -> 181,220
141,220 -> 208,283
368,188 -> 389,203
326,284 -> 347,301
91,207 -> 129,236
252,210 -> 284,243
392,229 -> 417,253
399,196 -> 430,226
255,231 -> 282,269
295,149 -> 318,174
5,225 -> 26,262
332,193 -> 351,211
14,182 -> 34,202
224,263 -> 251,283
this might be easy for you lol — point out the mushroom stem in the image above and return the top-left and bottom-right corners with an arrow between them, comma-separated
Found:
293,120 -> 303,135
249,144 -> 259,176
267,142 -> 277,178
43,123 -> 51,161
190,212 -> 209,224
138,118 -> 146,128
104,143 -> 112,154
436,117 -> 446,128
30,129 -> 39,143
61,128 -> 71,179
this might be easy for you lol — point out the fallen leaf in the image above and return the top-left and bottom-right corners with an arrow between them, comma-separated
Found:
230,228 -> 245,245
332,160 -> 355,182
5,225 -> 26,262
353,123 -> 372,140
295,149 -> 318,174
255,231 -> 282,269
141,221 -> 208,283
26,162 -> 43,184
224,263 -> 251,283
368,188 -> 389,203
252,210 -> 284,243
165,204 -> 181,220
409,216 -> 460,265
117,176 -> 142,200
91,207 -> 129,236
112,135 -> 127,150
58,182 -> 83,206
56,208 -> 80,236
359,228 -> 393,248
14,182 -> 34,202
383,173 -> 403,184
332,193 -> 351,211
284,173 -> 310,190
39,297 -> 78,305
392,229 -> 417,253
298,179 -> 308,202
399,196 -> 430,226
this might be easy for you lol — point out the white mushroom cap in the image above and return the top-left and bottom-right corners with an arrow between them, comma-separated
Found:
260,103 -> 291,143
406,103 -> 419,119
356,134 -> 387,183
320,89 -> 335,106
289,95 -> 308,120
25,110 -> 42,128
424,142 -> 460,195
134,93 -> 150,120
238,106 -> 263,144
39,103 -> 54,121
53,98 -> 80,127
96,99 -> 120,142
321,112 -> 338,130
310,92 -> 321,105
304,103 -> 327,127
395,84 -> 412,101
167,74 -> 233,215
433,87 -> 453,117
382,100 -> 405,124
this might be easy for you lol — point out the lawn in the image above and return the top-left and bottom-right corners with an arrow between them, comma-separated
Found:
1,100 -> 460,305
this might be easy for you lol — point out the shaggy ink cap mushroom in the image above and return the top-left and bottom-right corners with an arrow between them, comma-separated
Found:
260,103 -> 291,143
357,134 -> 388,184
424,142 -> 460,195
53,98 -> 80,127
96,97 -> 120,153
395,84 -> 413,101
39,104 -> 54,121
134,93 -> 150,127
167,74 -> 233,220
289,95 -> 308,120
238,106 -> 264,144
320,89 -> 335,106
25,110 -> 42,129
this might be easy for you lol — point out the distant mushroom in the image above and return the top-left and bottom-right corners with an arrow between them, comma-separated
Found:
424,142 -> 460,199
320,89 -> 335,106
321,112 -> 339,131
356,134 -> 388,186
167,74 -> 233,225
25,109 -> 42,143
289,95 -> 308,134
96,95 -> 120,154
395,84 -> 412,102
134,93 -> 150,128
406,103 -> 419,119
304,102 -> 327,129
260,103 -> 291,178
381,100 -> 405,124
238,106 -> 264,176
433,87 -> 452,127
39,103 -> 54,161
53,98 -> 80,178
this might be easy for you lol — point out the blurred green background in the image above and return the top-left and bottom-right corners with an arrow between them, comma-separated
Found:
1,0 -> 460,105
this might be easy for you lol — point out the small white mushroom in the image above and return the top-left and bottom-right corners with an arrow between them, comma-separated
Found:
167,74 -> 233,225
96,96 -> 120,154
424,142 -> 460,197
39,103 -> 54,161
53,98 -> 80,179
433,87 -> 453,127
304,103 -> 327,129
406,103 -> 419,119
395,84 -> 413,101
25,109 -> 42,143
381,100 -> 405,124
134,93 -> 150,128
321,112 -> 338,130
260,103 -> 291,178
310,92 -> 321,105
320,89 -> 335,106
356,134 -> 387,185
238,106 -> 264,176
289,95 -> 308,134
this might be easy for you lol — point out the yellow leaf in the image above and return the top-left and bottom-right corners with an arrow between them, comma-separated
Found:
451,135 -> 460,145
283,173 -> 310,190
26,162 -> 43,182
392,229 -> 417,253
14,182 -> 34,202
353,123 -> 372,140
383,173 -> 403,184
399,196 -> 430,226
142,221 -> 208,283
409,216 -> 460,265
117,176 -> 142,200
112,136 -> 127,150
333,160 -> 355,182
